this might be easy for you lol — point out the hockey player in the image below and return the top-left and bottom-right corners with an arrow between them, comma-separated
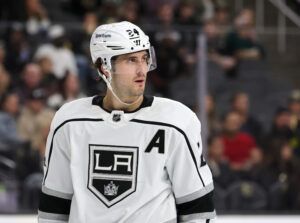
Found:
38,21 -> 216,223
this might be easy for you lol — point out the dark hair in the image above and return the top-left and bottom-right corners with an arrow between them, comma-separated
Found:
230,91 -> 247,104
220,110 -> 237,122
0,90 -> 17,110
263,138 -> 290,168
93,58 -> 104,82
207,132 -> 221,146
274,106 -> 289,117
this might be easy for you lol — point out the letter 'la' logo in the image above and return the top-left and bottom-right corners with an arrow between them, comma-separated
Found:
88,145 -> 138,207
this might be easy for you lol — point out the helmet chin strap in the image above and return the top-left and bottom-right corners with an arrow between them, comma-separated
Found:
97,70 -> 143,107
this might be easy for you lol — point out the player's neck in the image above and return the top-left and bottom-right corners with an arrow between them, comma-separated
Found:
102,93 -> 144,112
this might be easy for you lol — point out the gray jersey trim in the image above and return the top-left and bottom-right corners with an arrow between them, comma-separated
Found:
176,182 -> 214,204
179,210 -> 216,222
42,186 -> 73,200
38,210 -> 69,221
163,218 -> 177,223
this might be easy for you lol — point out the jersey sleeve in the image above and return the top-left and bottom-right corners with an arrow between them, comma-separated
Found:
38,112 -> 73,223
166,113 -> 216,222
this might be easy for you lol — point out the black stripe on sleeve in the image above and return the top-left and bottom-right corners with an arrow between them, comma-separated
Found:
130,119 -> 205,187
39,191 -> 72,215
43,118 -> 103,184
176,191 -> 214,215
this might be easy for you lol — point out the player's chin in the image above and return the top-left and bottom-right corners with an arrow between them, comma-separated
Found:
133,88 -> 145,96
134,84 -> 145,92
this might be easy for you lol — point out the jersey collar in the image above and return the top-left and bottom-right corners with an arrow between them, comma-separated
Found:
92,95 -> 154,113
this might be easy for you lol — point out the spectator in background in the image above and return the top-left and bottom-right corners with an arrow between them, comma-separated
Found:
147,4 -> 187,97
97,0 -> 123,24
223,9 -> 264,59
175,0 -> 198,70
287,90 -> 300,157
4,23 -> 31,80
0,67 -> 11,100
121,0 -> 141,24
15,63 -> 42,104
17,88 -> 55,153
142,0 -> 179,17
0,41 -> 7,71
176,0 -> 198,25
0,42 -> 12,99
34,24 -> 78,79
256,139 -> 300,209
0,92 -> 24,152
204,20 -> 237,70
47,72 -> 86,110
207,133 -> 237,189
70,12 -> 98,92
151,3 -> 178,46
153,3 -> 174,28
264,107 -> 294,147
149,32 -> 184,97
288,90 -> 300,132
206,94 -> 221,138
221,111 -> 260,171
38,56 -> 59,97
0,92 -> 41,187
204,19 -> 223,54
214,6 -> 230,27
25,0 -> 50,36
70,12 -> 98,56
221,9 -> 265,77
231,92 -> 263,145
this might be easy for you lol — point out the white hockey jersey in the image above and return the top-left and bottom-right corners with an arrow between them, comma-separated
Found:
38,96 -> 216,223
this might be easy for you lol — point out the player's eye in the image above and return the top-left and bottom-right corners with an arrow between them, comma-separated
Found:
142,55 -> 150,64
127,57 -> 137,63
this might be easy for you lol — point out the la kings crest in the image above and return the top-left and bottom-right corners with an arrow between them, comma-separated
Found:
88,144 -> 138,207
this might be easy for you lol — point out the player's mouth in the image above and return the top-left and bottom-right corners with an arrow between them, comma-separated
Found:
134,79 -> 145,84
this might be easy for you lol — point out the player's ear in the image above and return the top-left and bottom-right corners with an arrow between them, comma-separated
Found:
100,64 -> 110,78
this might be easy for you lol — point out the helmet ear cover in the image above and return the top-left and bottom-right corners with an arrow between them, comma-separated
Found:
94,56 -> 117,75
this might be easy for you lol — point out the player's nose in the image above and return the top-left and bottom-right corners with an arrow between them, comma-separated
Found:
136,62 -> 148,75
136,71 -> 145,78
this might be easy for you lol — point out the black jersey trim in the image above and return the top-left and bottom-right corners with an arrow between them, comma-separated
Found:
130,119 -> 205,187
176,182 -> 214,204
39,191 -> 72,216
176,191 -> 215,215
179,212 -> 215,222
92,95 -> 154,113
43,118 -> 104,184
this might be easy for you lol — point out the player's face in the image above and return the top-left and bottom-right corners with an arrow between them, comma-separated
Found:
111,50 -> 150,99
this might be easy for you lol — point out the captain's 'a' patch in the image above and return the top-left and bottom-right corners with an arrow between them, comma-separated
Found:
88,144 -> 138,207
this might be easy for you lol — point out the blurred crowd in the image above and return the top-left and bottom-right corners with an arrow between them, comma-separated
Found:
206,91 -> 300,211
0,0 -> 299,212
